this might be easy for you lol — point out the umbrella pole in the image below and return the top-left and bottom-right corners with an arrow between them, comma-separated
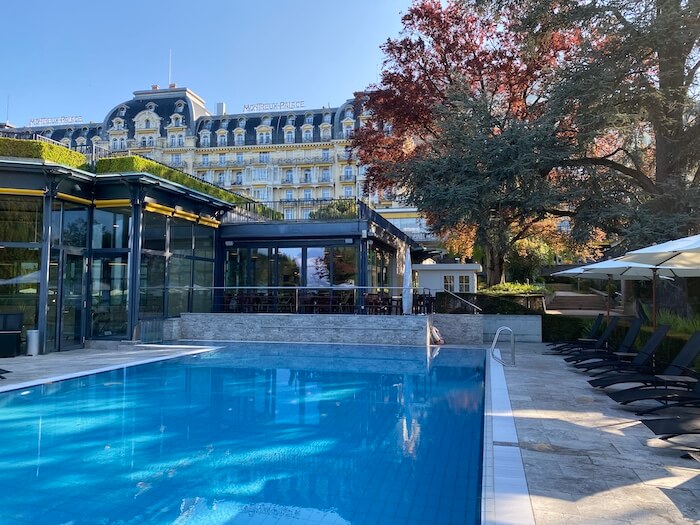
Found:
606,275 -> 611,322
652,269 -> 657,330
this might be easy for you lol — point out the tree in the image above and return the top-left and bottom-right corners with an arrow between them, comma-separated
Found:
511,0 -> 700,246
353,0 -> 580,284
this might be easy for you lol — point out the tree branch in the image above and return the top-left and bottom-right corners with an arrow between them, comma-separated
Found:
561,157 -> 659,194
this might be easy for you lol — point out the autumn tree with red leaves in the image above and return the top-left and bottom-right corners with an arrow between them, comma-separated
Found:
353,0 -> 582,284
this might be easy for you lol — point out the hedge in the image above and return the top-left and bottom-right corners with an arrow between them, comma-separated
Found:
0,137 -> 87,168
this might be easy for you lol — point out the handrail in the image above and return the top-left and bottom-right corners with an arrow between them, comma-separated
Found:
443,289 -> 482,313
490,326 -> 516,367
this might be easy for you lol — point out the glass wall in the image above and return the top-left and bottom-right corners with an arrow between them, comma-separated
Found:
90,255 -> 129,338
139,254 -> 165,316
0,196 -> 42,243
92,207 -> 130,249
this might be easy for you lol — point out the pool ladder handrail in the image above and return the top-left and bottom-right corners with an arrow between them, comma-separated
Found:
490,326 -> 516,367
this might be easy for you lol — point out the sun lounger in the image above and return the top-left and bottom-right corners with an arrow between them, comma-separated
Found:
545,314 -> 604,351
589,330 -> 699,389
641,416 -> 700,440
565,318 -> 642,365
545,317 -> 619,355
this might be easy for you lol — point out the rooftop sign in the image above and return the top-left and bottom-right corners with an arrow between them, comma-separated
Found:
242,101 -> 305,113
28,116 -> 84,127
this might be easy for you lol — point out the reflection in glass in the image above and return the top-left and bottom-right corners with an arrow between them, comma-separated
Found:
0,248 -> 40,345
332,246 -> 357,286
90,255 -> 129,338
168,257 -> 192,317
171,217 -> 192,256
0,196 -> 42,243
277,247 -> 300,287
194,224 -> 214,259
142,212 -> 166,252
253,248 -> 274,287
61,202 -> 88,247
192,260 -> 213,312
306,247 -> 331,287
139,254 -> 165,316
93,207 -> 130,249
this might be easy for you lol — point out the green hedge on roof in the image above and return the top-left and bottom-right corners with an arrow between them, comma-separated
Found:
96,156 -> 254,206
0,137 -> 87,168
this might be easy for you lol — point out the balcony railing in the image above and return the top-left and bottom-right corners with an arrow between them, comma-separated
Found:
225,198 -> 360,223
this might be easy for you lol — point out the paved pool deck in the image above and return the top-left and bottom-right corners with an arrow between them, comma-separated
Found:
0,342 -> 698,524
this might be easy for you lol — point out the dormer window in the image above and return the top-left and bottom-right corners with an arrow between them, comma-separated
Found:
305,114 -> 313,125
344,107 -> 354,119
323,112 -> 331,123
234,132 -> 245,146
146,102 -> 156,111
173,116 -> 182,126
118,106 -> 127,117
217,134 -> 227,146
303,129 -> 312,143
257,131 -> 271,145
262,116 -> 272,126
238,118 -> 246,127
285,130 -> 294,144
175,101 -> 185,113
201,133 -> 210,147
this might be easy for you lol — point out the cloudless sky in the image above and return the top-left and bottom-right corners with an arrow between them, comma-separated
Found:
1,0 -> 413,127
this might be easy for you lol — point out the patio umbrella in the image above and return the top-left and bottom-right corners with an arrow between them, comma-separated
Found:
619,234 -> 700,275
402,251 -> 413,315
553,259 -> 676,325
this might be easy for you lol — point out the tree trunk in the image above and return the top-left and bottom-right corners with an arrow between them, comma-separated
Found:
485,243 -> 506,286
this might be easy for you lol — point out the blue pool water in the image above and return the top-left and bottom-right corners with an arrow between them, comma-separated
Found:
0,343 -> 485,525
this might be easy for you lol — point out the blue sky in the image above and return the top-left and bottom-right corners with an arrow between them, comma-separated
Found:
1,0 -> 412,127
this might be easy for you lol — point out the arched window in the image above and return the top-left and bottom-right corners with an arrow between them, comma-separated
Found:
217,134 -> 227,146
201,134 -> 210,147
177,134 -> 184,146
148,136 -> 154,146
170,136 -> 176,147
141,137 -> 147,147
303,130 -> 312,142
119,138 -> 126,150
145,119 -> 151,129
305,114 -> 313,124
111,138 -> 118,150
285,131 -> 294,144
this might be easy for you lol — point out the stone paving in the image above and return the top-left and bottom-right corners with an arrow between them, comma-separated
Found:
0,342 -> 698,523
507,343 -> 700,524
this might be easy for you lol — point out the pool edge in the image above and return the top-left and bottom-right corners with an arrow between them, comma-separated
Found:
482,349 -> 536,525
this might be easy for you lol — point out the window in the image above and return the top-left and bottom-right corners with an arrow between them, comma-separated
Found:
120,138 -> 126,150
344,166 -> 353,180
253,189 -> 267,200
218,172 -> 225,185
285,130 -> 294,143
285,190 -> 294,201
321,167 -> 330,182
443,275 -> 455,292
284,169 -> 293,183
253,167 -> 268,181
217,134 -> 227,146
322,149 -> 330,161
118,106 -> 126,117
303,189 -> 312,201
175,101 -> 184,113
172,154 -> 181,166
303,169 -> 312,183
201,134 -> 210,147
345,107 -> 354,119
145,119 -> 151,129
257,131 -> 271,144
177,134 -> 184,146
459,275 -> 470,293
344,186 -> 353,197
219,153 -> 226,165
303,130 -> 312,142
302,208 -> 312,219
236,153 -> 244,163
323,113 -> 331,123
147,136 -> 154,146
262,116 -> 272,126
234,133 -> 244,146
284,208 -> 294,220
322,188 -> 330,200
202,154 -> 209,166
141,137 -> 147,147
111,138 -> 118,150
259,152 -> 270,163
235,172 -> 243,184
305,114 -> 313,124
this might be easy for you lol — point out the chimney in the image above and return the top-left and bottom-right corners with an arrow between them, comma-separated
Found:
151,84 -> 159,90
169,83 -> 177,89
217,102 -> 226,115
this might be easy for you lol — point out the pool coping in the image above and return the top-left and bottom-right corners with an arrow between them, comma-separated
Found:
482,348 -> 536,525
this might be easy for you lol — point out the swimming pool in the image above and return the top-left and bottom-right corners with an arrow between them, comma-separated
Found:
0,342 -> 485,525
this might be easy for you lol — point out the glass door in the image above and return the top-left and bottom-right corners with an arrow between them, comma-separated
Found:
60,253 -> 86,349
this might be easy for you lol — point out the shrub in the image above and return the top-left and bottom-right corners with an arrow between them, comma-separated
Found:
0,137 -> 87,168
542,315 -> 588,342
480,282 -> 547,296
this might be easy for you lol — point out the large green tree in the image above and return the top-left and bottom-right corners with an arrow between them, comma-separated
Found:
353,0 -> 580,284
512,0 -> 700,246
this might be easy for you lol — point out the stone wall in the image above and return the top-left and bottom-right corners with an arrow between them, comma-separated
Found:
429,314 -> 542,344
178,313 -> 430,346
429,314 -> 483,345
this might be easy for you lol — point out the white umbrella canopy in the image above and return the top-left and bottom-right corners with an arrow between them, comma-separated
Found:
620,234 -> 700,268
